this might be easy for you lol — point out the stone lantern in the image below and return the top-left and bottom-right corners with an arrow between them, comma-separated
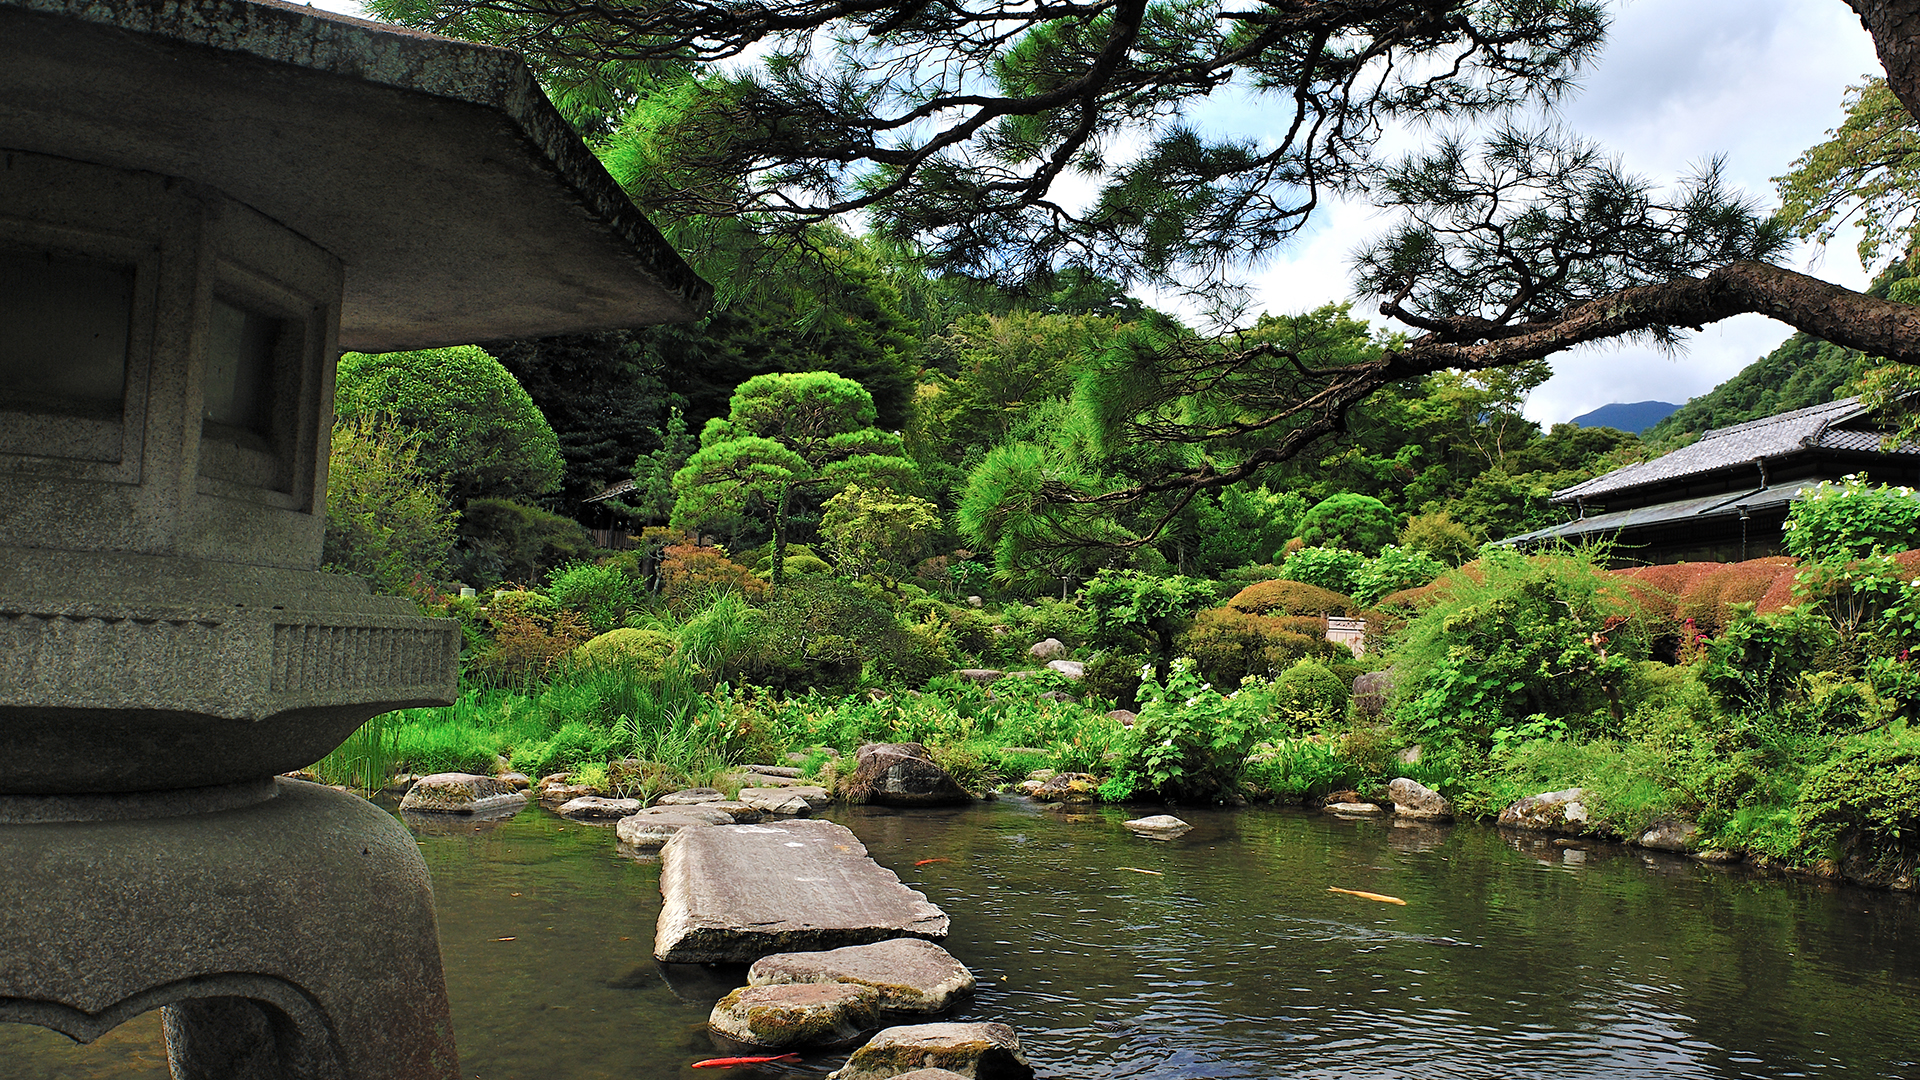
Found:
0,0 -> 710,1075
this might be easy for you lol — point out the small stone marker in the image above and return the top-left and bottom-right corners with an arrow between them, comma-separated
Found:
397,773 -> 526,815
1123,814 -> 1192,838
829,1022 -> 1034,1080
654,819 -> 949,964
749,938 -> 976,1014
709,983 -> 879,1049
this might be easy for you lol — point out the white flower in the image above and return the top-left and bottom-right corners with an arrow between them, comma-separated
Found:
1199,682 -> 1212,692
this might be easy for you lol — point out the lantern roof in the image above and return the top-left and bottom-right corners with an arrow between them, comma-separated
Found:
0,0 -> 711,351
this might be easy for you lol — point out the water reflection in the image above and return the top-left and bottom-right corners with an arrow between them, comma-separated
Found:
3,799 -> 1916,1079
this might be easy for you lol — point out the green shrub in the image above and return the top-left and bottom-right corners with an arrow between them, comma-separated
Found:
1352,545 -> 1447,607
509,720 -> 621,778
1083,650 -> 1152,710
1278,546 -> 1367,596
573,627 -> 677,678
1782,473 -> 1920,561
1243,738 -> 1357,800
1702,606 -> 1841,718
323,417 -> 457,596
1399,510 -> 1479,566
456,497 -> 595,587
1225,578 -> 1357,617
1100,659 -> 1271,802
547,560 -> 641,634
1182,607 -> 1340,688
1297,493 -> 1399,555
1795,727 -> 1920,869
1390,547 -> 1645,750
1273,659 -> 1350,728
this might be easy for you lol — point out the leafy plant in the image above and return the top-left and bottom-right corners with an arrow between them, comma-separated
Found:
1278,546 -> 1367,596
1782,473 -> 1920,561
1101,659 -> 1272,802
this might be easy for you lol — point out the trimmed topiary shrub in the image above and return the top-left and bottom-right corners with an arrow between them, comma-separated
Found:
573,627 -> 678,678
1297,493 -> 1399,555
1273,659 -> 1350,727
1182,608 -> 1343,688
1225,578 -> 1358,618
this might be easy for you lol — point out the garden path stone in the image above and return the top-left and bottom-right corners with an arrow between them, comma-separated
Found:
1387,778 -> 1452,821
828,1022 -> 1033,1080
557,795 -> 642,821
707,800 -> 767,823
656,787 -> 727,805
615,806 -> 736,851
708,983 -> 879,1049
738,788 -> 814,815
748,764 -> 804,779
1124,814 -> 1192,838
654,819 -> 949,964
750,937 -> 976,1014
397,773 -> 526,815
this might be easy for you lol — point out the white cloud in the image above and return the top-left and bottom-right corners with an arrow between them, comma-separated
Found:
1229,0 -> 1885,425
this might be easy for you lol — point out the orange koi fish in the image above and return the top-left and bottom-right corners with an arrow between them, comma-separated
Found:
914,858 -> 950,867
1328,886 -> 1406,905
690,1053 -> 803,1068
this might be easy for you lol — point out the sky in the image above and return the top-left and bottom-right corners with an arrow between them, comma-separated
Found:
312,0 -> 1885,425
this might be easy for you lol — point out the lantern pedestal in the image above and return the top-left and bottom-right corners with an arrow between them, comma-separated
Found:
0,780 -> 458,1080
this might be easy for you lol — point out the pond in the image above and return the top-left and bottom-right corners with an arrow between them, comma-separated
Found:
6,798 -> 1920,1079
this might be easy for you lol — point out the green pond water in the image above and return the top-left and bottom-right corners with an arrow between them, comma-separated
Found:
6,798 -> 1920,1079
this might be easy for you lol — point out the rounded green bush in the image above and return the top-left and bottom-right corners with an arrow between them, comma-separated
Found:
1273,659 -> 1350,726
573,627 -> 677,678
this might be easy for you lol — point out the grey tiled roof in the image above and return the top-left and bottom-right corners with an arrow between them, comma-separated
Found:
1553,397 -> 1920,503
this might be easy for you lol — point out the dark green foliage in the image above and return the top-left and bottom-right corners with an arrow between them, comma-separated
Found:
1181,608 -> 1341,689
1082,570 -> 1218,683
323,418 -> 457,595
545,560 -> 641,635
456,498 -> 595,587
1083,651 -> 1151,711
1701,607 -> 1841,719
1392,548 -> 1644,749
485,330 -> 672,507
1273,660 -> 1351,727
335,346 -> 563,505
749,578 -> 944,691
1225,579 -> 1357,617
1351,546 -> 1448,607
1781,475 -> 1920,561
1278,546 -> 1367,597
1298,494 -> 1399,555
1795,728 -> 1920,871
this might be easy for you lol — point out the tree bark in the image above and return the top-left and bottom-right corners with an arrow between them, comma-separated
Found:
1849,0 -> 1920,122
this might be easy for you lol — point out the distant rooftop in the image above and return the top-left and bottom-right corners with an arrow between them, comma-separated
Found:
1554,397 -> 1920,504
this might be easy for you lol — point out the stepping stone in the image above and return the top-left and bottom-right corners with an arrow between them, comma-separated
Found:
828,1022 -> 1034,1080
709,983 -> 879,1049
557,795 -> 642,821
616,805 -> 736,850
749,937 -> 975,1014
1124,814 -> 1191,838
706,800 -> 767,823
656,787 -> 727,805
738,787 -> 814,815
746,764 -> 804,779
655,819 -> 949,964
397,773 -> 526,815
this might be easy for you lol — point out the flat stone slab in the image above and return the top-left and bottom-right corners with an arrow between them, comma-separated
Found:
615,806 -> 736,851
656,788 -> 727,805
709,982 -> 879,1049
557,795 -> 642,821
829,1022 -> 1034,1080
655,819 -> 949,964
738,787 -> 816,815
397,773 -> 526,815
750,937 -> 975,1014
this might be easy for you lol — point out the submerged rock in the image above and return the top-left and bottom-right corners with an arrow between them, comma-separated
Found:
1029,773 -> 1100,803
1387,778 -> 1451,821
847,743 -> 972,807
398,773 -> 527,815
1637,817 -> 1699,852
709,983 -> 879,1049
829,1022 -> 1034,1080
749,938 -> 976,1015
1325,802 -> 1383,816
1124,814 -> 1192,839
1498,788 -> 1592,835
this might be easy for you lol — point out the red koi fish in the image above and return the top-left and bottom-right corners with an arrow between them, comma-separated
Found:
914,858 -> 950,867
690,1053 -> 802,1069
